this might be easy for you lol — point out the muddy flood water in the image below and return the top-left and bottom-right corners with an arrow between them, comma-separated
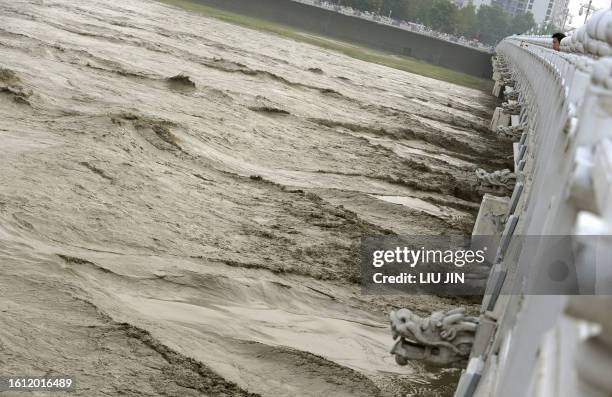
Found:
0,1 -> 510,396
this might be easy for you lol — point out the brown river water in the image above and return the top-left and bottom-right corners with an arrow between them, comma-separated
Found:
0,0 -> 510,395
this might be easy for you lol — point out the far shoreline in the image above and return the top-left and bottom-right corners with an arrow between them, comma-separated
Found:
155,0 -> 493,92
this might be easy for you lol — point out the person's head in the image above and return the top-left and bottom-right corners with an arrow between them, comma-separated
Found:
552,33 -> 566,51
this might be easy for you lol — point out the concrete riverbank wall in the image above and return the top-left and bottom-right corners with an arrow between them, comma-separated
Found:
188,0 -> 493,78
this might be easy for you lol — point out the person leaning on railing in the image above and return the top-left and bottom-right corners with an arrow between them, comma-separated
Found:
552,32 -> 566,51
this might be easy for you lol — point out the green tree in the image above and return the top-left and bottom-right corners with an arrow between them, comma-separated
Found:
455,2 -> 477,37
535,21 -> 559,35
428,0 -> 458,33
337,0 -> 527,45
405,0 -> 432,24
474,4 -> 510,45
508,12 -> 536,36
380,0 -> 404,18
347,0 -> 382,12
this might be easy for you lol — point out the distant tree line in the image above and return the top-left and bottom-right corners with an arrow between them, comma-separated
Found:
328,0 -> 537,45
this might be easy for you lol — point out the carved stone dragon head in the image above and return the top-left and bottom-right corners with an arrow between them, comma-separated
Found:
390,308 -> 478,368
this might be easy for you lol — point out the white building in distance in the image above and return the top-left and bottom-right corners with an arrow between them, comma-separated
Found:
462,0 -> 570,27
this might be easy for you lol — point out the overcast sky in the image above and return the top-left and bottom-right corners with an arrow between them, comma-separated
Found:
567,0 -> 610,27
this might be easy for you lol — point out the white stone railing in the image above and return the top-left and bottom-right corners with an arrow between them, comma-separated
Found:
451,8 -> 612,397
562,10 -> 612,57
516,8 -> 612,57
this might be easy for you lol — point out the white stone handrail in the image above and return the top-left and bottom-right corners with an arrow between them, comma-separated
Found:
491,40 -> 610,243
451,8 -> 612,397
513,8 -> 612,57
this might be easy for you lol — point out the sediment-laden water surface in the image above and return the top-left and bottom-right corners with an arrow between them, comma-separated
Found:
0,1 -> 509,396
